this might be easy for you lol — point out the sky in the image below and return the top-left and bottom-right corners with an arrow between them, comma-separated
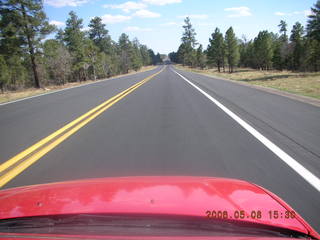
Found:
44,0 -> 316,54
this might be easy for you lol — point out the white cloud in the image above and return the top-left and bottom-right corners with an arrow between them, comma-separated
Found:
44,0 -> 88,7
100,14 -> 132,24
304,10 -> 313,16
103,1 -> 147,13
142,0 -> 182,5
197,22 -> 215,27
160,21 -> 180,26
49,20 -> 64,27
125,26 -> 152,32
274,10 -> 312,17
178,14 -> 208,19
81,27 -> 90,32
224,6 -> 252,18
133,9 -> 161,18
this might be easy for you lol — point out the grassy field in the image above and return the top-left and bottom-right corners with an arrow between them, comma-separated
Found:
0,65 -> 157,104
176,65 -> 320,100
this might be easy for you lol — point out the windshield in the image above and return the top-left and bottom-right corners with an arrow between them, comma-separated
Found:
0,0 -> 319,238
0,214 -> 310,238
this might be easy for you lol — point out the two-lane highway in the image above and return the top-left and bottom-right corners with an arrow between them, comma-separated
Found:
0,65 -> 319,231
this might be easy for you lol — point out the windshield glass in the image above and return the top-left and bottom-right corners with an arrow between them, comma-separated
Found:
0,214 -> 310,238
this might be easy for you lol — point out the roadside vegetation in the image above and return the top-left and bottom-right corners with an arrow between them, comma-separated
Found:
169,1 -> 320,99
0,0 -> 163,95
0,66 -> 156,104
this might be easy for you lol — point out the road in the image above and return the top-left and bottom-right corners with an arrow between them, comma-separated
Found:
0,65 -> 319,231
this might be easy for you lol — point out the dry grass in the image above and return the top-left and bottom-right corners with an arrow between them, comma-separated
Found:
176,65 -> 320,100
0,66 -> 157,104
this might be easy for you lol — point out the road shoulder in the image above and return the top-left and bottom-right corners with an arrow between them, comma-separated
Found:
174,65 -> 320,108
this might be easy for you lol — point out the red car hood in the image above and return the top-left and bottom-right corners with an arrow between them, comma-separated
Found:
0,176 -> 318,239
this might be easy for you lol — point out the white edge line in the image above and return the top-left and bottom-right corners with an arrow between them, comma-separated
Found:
172,69 -> 320,192
0,67 -> 158,107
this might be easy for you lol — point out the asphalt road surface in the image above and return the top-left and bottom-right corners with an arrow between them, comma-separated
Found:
0,65 -> 319,231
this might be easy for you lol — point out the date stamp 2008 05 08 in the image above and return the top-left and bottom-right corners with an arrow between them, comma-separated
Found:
205,210 -> 296,220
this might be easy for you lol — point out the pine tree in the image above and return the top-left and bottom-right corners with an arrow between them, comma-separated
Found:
0,6 -> 160,91
207,28 -> 225,72
64,11 -> 85,55
0,0 -> 54,88
225,27 -> 239,73
238,36 -> 255,68
55,29 -> 65,43
307,0 -> 320,41
272,39 -> 284,70
118,33 -> 132,73
176,43 -> 187,65
88,17 -> 112,53
277,20 -> 290,69
155,53 -> 163,64
84,39 -> 99,80
140,45 -> 151,66
168,51 -> 178,63
63,11 -> 87,81
0,3 -> 24,89
290,22 -> 304,70
278,20 -> 288,42
196,44 -> 206,69
305,39 -> 320,71
0,55 -> 9,92
305,0 -> 320,71
181,17 -> 197,66
253,31 -> 273,70
181,17 -> 197,48
148,49 -> 156,65
131,38 -> 143,71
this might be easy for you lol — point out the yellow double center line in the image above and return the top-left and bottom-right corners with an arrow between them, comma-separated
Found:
0,67 -> 164,188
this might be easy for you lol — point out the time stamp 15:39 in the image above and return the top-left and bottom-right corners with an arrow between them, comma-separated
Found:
205,210 -> 296,220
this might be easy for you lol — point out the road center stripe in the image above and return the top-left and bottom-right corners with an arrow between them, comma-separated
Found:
0,67 -> 164,188
173,68 -> 320,192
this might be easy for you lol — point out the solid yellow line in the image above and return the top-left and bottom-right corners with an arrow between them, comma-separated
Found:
0,68 -> 164,179
0,84 -> 140,174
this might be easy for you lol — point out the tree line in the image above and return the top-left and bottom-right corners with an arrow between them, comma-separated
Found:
0,0 -> 163,92
169,1 -> 320,73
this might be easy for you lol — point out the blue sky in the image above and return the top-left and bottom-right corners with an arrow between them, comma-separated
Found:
44,0 -> 315,54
